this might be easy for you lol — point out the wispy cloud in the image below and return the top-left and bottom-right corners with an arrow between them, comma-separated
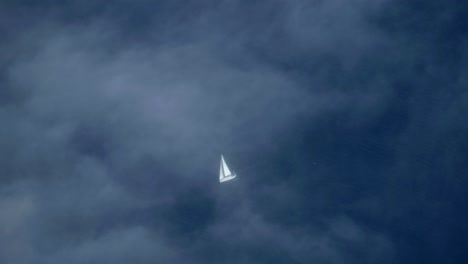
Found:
2,0 -> 466,263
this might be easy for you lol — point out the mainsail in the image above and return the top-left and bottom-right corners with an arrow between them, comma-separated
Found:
219,155 -> 236,183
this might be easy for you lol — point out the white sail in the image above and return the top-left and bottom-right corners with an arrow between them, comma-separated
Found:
219,157 -> 225,181
219,155 -> 236,182
221,155 -> 232,176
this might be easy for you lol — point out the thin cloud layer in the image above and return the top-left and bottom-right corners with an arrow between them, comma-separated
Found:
1,0 -> 466,263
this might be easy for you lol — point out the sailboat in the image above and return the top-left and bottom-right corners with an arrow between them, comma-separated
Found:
219,155 -> 237,183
